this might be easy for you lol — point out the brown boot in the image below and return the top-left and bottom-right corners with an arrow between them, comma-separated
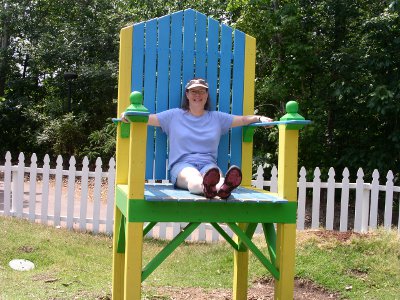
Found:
202,167 -> 220,199
217,166 -> 242,199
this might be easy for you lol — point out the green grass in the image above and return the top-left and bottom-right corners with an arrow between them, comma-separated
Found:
295,231 -> 400,299
1,216 -> 399,299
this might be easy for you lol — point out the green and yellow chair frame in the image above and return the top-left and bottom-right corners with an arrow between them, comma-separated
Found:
112,9 -> 310,300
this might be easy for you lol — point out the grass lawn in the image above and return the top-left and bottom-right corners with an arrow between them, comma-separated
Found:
0,216 -> 399,299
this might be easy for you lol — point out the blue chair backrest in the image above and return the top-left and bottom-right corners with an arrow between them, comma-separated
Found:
130,9 -> 250,180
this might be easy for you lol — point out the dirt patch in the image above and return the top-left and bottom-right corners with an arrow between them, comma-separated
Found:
143,277 -> 340,300
18,245 -> 35,253
310,230 -> 360,242
307,229 -> 369,242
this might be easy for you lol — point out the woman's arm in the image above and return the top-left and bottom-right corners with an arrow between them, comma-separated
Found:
148,114 -> 160,127
231,115 -> 273,128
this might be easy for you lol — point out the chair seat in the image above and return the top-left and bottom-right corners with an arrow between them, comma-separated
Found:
116,184 -> 297,224
144,183 -> 288,203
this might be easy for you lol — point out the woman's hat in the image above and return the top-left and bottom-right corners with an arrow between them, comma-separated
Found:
185,78 -> 209,90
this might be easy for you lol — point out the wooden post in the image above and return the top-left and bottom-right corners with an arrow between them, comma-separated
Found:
113,22 -> 150,299
232,224 -> 249,300
274,101 -> 304,300
112,25 -> 133,300
124,119 -> 148,299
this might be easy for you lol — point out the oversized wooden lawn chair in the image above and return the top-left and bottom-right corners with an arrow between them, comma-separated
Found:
112,9 -> 310,300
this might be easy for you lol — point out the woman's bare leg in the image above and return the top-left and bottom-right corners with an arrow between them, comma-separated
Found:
175,167 -> 204,195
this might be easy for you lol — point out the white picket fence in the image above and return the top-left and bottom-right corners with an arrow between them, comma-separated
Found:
0,152 -> 399,242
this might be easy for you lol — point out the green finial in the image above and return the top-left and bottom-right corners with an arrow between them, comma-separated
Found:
125,91 -> 149,123
280,100 -> 305,130
286,101 -> 298,114
126,91 -> 148,113
130,91 -> 143,106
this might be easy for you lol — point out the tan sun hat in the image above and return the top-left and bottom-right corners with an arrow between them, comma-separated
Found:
185,78 -> 209,90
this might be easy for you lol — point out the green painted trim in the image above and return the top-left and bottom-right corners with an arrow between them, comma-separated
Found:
120,122 -> 130,138
126,115 -> 149,123
263,223 -> 277,266
143,222 -> 158,236
127,201 -> 297,224
141,222 -> 200,282
117,215 -> 126,253
242,126 -> 256,142
245,223 -> 258,237
228,222 -> 280,280
237,223 -> 258,252
210,223 -> 239,250
115,186 -> 128,217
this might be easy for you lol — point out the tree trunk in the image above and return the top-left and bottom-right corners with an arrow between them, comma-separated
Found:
0,18 -> 10,97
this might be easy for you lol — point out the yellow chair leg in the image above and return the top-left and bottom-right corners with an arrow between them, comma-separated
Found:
232,223 -> 249,300
233,249 -> 249,300
124,222 -> 144,300
275,126 -> 299,299
112,207 -> 125,300
274,223 -> 296,300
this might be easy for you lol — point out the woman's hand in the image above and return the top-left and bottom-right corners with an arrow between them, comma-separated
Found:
120,112 -> 129,123
231,115 -> 273,128
258,116 -> 273,123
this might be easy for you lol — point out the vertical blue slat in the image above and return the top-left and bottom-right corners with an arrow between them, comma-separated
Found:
195,12 -> 207,79
217,24 -> 233,173
231,30 -> 245,168
143,19 -> 157,179
169,11 -> 183,109
182,9 -> 196,93
155,15 -> 170,180
206,18 -> 219,111
131,23 -> 144,92
218,24 -> 232,113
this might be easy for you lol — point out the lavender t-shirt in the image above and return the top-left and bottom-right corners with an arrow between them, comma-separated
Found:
156,108 -> 234,169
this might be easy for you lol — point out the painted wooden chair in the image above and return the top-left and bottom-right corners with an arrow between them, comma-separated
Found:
112,9 -> 310,300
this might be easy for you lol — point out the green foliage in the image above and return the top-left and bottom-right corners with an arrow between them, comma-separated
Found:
1,0 -> 399,180
0,0 -> 231,165
37,113 -> 87,156
81,122 -> 116,162
0,0 -> 125,162
126,0 -> 232,22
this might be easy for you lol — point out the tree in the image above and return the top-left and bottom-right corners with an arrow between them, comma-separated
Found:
228,0 -> 400,182
0,0 -> 131,161
0,0 -> 231,164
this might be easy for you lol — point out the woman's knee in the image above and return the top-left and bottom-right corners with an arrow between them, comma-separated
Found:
176,167 -> 202,190
187,179 -> 203,194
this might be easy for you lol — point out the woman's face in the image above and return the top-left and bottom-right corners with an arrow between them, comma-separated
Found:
186,88 -> 208,109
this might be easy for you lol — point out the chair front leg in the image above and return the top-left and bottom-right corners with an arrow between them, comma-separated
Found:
112,207 -> 125,300
123,222 -> 144,300
232,223 -> 249,300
